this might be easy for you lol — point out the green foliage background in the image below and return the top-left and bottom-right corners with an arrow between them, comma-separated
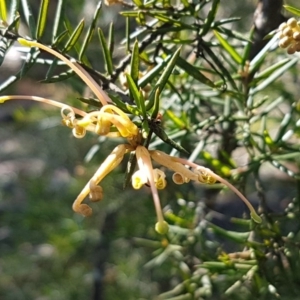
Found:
1,0 -> 300,299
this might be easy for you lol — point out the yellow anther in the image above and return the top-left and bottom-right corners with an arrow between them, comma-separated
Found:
95,115 -> 112,135
194,167 -> 217,184
153,169 -> 167,190
132,170 -> 148,189
72,125 -> 86,139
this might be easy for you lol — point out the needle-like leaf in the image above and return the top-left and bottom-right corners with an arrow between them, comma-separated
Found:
36,0 -> 49,39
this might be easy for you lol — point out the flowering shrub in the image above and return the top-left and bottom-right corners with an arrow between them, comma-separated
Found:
0,1 -> 300,299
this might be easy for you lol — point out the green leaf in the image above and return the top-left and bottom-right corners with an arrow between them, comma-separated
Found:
275,113 -> 293,143
0,74 -> 19,92
150,121 -> 189,155
125,73 -> 142,111
137,11 -> 146,26
147,47 -> 182,110
165,110 -> 186,128
147,12 -> 193,29
179,0 -> 189,7
208,222 -> 250,244
138,60 -> 167,88
0,15 -> 20,67
214,30 -> 242,65
214,17 -> 241,27
20,47 -> 40,77
130,40 -> 140,84
200,0 -> 220,36
217,26 -> 252,43
253,58 -> 291,83
249,34 -> 278,71
241,26 -> 254,66
283,5 -> 300,17
21,0 -> 36,38
200,151 -> 232,177
106,91 -> 141,116
79,0 -> 102,61
52,29 -> 68,46
163,47 -> 215,88
141,111 -> 150,139
0,0 -> 7,22
159,39 -> 195,45
151,88 -> 160,119
63,18 -> 85,52
126,17 -> 130,52
36,0 -> 49,39
0,36 -> 10,66
201,42 -> 238,90
98,28 -> 114,75
108,21 -> 114,54
52,0 -> 64,43
132,0 -> 143,7
250,57 -> 298,95
76,97 -> 102,108
0,45 -> 38,92
41,69 -> 75,83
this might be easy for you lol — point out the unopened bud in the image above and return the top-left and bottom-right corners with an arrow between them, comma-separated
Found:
287,18 -> 297,28
279,36 -> 292,48
155,221 -> 169,235
283,27 -> 293,37
287,44 -> 296,55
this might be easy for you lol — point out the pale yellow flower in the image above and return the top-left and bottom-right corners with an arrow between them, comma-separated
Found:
0,38 -> 262,235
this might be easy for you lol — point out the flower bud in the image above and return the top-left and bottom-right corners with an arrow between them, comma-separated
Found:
279,36 -> 292,48
293,31 -> 300,41
283,27 -> 293,37
155,221 -> 169,235
287,44 -> 296,55
295,42 -> 300,52
278,22 -> 287,31
287,18 -> 297,28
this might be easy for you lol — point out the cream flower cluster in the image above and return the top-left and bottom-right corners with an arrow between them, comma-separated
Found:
0,38 -> 262,234
278,18 -> 300,54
